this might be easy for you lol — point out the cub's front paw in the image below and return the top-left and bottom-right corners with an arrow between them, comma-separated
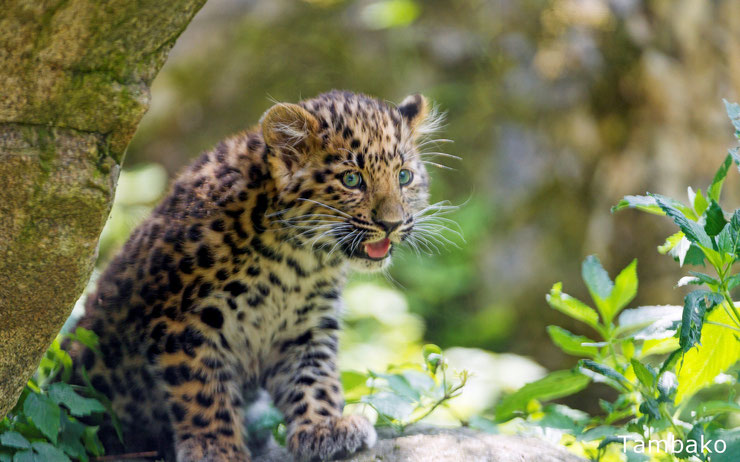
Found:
288,414 -> 376,461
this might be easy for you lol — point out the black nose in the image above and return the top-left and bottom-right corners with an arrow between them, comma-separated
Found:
376,220 -> 402,234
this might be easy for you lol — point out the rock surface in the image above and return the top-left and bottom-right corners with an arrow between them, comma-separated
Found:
254,426 -> 587,462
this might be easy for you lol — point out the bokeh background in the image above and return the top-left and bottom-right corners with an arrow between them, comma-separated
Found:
78,0 -> 740,421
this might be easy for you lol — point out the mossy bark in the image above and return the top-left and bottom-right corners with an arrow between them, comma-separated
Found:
0,0 -> 207,418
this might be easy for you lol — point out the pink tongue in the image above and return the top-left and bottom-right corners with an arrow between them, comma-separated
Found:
365,238 -> 391,258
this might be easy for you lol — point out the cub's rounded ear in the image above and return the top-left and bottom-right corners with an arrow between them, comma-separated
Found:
397,93 -> 429,131
260,103 -> 319,152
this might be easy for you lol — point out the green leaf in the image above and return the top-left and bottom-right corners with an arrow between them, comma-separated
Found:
546,283 -> 600,330
676,305 -> 740,403
638,397 -> 660,420
401,370 -> 435,393
362,392 -> 414,422
679,290 -> 724,352
12,450 -> 39,462
696,400 -> 740,417
0,432 -> 30,449
57,418 -> 88,462
716,223 -> 737,257
533,404 -> 589,433
581,255 -> 613,301
703,200 -> 727,236
546,326 -> 599,357
657,231 -> 683,254
48,384 -> 105,417
612,195 -> 666,215
692,188 -> 709,216
651,193 -> 712,248
605,259 -> 638,324
578,360 -> 631,391
22,394 -> 60,444
81,427 -> 103,457
494,369 -> 590,422
706,428 -> 740,462
687,271 -> 720,288
630,359 -> 655,389
66,328 -> 100,356
30,443 -> 70,462
372,372 -> 419,402
707,155 -> 733,202
727,274 -> 740,290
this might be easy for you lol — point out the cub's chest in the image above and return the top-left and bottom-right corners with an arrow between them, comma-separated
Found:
196,252 -> 345,365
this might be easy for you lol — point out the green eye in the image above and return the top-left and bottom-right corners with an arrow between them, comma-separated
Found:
342,171 -> 362,188
399,169 -> 413,186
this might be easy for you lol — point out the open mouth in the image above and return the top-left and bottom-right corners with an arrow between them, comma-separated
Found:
359,238 -> 391,260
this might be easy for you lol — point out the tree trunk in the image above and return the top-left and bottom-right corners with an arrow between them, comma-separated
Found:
0,0 -> 207,419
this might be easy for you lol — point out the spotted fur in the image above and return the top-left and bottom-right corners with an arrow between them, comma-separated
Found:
64,90 -> 446,461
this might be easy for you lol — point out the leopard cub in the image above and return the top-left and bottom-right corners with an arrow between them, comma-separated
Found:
65,90 -> 442,461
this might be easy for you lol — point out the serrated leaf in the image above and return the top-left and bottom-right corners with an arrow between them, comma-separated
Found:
630,359 -> 655,388
494,369 -> 590,422
48,384 -> 105,417
0,431 -> 30,449
703,200 -> 727,236
676,305 -> 740,403
716,223 -> 736,256
546,326 -> 599,357
362,392 -> 414,422
679,290 -> 724,352
30,442 -> 70,462
651,193 -> 712,248
22,394 -> 60,444
546,283 -> 600,330
708,155 -> 733,202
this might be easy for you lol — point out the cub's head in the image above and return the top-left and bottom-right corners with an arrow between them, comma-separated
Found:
262,90 -> 447,271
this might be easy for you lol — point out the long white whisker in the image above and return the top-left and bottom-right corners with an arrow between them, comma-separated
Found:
296,198 -> 352,218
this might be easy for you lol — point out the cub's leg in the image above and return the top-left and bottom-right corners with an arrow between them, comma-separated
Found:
265,327 -> 376,461
157,328 -> 250,462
